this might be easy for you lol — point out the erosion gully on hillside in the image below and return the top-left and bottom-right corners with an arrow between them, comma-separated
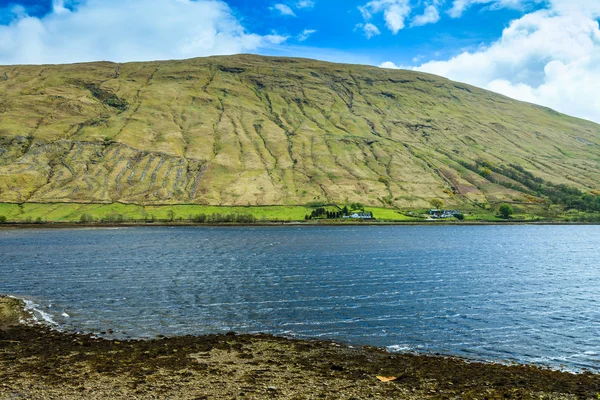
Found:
1,297 -> 598,399
1,55 -> 599,208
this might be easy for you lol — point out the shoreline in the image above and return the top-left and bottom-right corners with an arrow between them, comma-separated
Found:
0,295 -> 589,374
1,296 -> 599,399
1,220 -> 600,230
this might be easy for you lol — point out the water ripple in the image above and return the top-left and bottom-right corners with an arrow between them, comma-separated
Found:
1,225 -> 599,372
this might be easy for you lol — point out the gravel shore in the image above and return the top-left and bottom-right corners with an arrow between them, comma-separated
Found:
1,296 -> 598,399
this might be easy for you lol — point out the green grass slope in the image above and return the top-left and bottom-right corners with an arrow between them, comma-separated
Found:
0,54 -> 599,208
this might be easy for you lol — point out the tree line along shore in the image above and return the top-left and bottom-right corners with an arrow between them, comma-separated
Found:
1,201 -> 599,226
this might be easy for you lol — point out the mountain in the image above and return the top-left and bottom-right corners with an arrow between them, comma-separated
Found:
0,54 -> 599,209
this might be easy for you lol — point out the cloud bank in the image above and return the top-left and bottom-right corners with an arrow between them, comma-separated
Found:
381,0 -> 600,123
0,0 -> 286,65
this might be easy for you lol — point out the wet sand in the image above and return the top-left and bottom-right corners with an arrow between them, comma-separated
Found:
1,296 -> 598,399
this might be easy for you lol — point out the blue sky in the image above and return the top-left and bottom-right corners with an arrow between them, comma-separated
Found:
0,0 -> 538,65
0,0 -> 600,123
227,0 -> 528,66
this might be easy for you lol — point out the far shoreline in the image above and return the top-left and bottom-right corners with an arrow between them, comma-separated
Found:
1,220 -> 600,230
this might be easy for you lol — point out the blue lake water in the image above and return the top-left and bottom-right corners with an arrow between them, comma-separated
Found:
1,225 -> 599,371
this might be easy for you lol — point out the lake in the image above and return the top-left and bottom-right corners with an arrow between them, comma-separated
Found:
1,225 -> 599,371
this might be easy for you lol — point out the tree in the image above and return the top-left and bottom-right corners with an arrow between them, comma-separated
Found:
0,215 -> 7,224
479,167 -> 492,178
167,210 -> 175,221
430,198 -> 444,210
498,204 -> 514,219
192,213 -> 207,223
352,202 -> 364,211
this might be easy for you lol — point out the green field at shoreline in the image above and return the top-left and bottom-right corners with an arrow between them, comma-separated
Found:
0,202 -> 419,223
0,202 -> 598,224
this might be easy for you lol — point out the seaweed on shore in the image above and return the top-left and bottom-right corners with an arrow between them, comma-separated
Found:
1,298 -> 599,400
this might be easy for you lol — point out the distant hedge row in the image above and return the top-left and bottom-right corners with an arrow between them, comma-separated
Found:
189,213 -> 256,223
78,213 -> 258,223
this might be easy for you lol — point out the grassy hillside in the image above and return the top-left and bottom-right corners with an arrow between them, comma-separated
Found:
0,54 -> 599,210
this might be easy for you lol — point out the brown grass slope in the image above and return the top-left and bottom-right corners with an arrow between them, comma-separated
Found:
0,54 -> 599,207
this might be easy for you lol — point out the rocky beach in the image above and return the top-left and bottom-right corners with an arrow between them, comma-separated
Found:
1,296 -> 599,399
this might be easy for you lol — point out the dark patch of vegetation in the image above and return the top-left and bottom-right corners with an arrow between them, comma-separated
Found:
293,97 -> 307,108
380,195 -> 393,206
388,78 -> 412,84
498,204 -> 514,219
253,79 -> 266,90
165,75 -> 195,81
191,213 -> 256,223
217,65 -> 246,74
306,207 -> 343,220
363,77 -> 374,86
306,201 -> 327,208
101,214 -> 125,223
79,213 -> 94,223
350,203 -> 365,211
87,117 -> 109,127
454,85 -> 472,93
305,204 -> 368,220
568,214 -> 600,222
78,81 -> 128,112
381,92 -> 396,99
430,198 -> 444,210
459,160 -> 600,212
0,215 -> 7,224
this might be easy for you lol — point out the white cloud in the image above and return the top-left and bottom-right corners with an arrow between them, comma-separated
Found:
0,0 -> 287,65
356,22 -> 382,38
298,29 -> 317,42
550,0 -> 600,16
414,3 -> 600,123
296,0 -> 315,8
359,0 -> 412,34
264,33 -> 290,45
272,3 -> 296,16
51,0 -> 71,15
411,4 -> 441,26
447,0 -> 546,18
380,61 -> 402,68
385,3 -> 412,32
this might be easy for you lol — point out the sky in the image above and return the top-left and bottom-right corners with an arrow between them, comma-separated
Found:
0,0 -> 599,124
